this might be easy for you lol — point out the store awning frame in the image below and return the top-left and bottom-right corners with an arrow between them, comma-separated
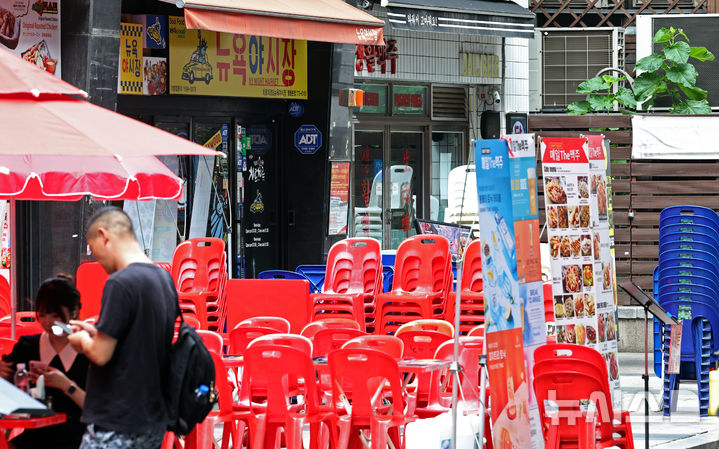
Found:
385,0 -> 535,39
174,0 -> 386,45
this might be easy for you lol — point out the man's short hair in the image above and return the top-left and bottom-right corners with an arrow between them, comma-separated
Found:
86,206 -> 136,240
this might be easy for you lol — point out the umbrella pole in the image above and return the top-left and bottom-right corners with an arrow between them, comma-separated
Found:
9,198 -> 16,341
451,258 -> 462,449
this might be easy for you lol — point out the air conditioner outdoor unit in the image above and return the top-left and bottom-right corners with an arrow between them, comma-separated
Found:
538,27 -> 624,111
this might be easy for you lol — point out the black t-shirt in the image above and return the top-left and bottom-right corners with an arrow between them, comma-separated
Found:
8,334 -> 89,449
82,263 -> 177,434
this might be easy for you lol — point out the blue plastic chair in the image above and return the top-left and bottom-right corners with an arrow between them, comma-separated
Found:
660,231 -> 719,249
382,266 -> 394,293
659,283 -> 719,300
658,268 -> 719,291
258,270 -> 310,281
658,248 -> 719,268
295,264 -> 326,294
659,299 -> 719,416
658,274 -> 719,292
659,257 -> 718,275
660,224 -> 719,245
660,205 -> 719,229
659,241 -> 719,262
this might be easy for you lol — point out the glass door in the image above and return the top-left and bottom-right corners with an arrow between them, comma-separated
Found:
351,129 -> 423,249
352,130 -> 384,243
388,131 -> 422,249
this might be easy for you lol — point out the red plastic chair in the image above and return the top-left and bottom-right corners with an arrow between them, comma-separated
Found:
341,335 -> 404,360
310,238 -> 383,332
246,333 -> 313,356
239,345 -> 335,449
533,344 -> 634,449
237,316 -> 291,333
181,314 -> 201,329
376,235 -> 453,334
300,318 -> 362,340
227,325 -> 280,355
197,330 -> 224,355
395,319 -> 454,338
76,262 -> 110,321
445,239 -> 484,335
467,325 -> 484,337
311,328 -> 366,358
172,238 -> 228,331
329,348 -> 411,449
154,261 -> 172,273
0,322 -> 41,339
0,337 -> 15,356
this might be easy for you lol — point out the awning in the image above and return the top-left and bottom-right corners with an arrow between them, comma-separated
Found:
176,0 -> 385,45
386,0 -> 535,39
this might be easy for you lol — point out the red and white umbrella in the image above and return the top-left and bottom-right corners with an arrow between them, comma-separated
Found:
0,46 -> 223,338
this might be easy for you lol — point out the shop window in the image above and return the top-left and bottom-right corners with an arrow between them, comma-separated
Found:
431,132 -> 463,223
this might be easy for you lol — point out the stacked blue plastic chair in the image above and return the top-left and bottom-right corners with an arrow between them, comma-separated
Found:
294,264 -> 326,293
654,205 -> 719,417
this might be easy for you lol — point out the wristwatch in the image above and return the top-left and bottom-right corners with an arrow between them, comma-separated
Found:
66,383 -> 77,395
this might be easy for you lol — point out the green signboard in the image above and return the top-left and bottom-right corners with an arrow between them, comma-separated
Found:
354,84 -> 388,114
392,85 -> 426,115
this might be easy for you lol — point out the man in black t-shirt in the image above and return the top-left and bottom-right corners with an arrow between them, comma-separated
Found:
69,207 -> 177,449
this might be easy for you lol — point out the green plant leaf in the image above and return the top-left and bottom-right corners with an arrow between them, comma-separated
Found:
675,28 -> 689,43
634,72 -> 667,102
653,28 -> 673,44
615,87 -> 637,108
665,63 -> 698,86
636,54 -> 665,72
588,94 -> 614,111
566,101 -> 591,115
601,75 -> 623,84
679,84 -> 707,100
663,41 -> 691,64
689,46 -> 716,62
671,99 -> 712,114
576,76 -> 610,94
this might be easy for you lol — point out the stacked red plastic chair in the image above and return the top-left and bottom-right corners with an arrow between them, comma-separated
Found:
329,347 -> 413,449
309,238 -> 383,332
376,235 -> 453,334
533,344 -> 634,449
445,239 -> 484,335
76,262 -> 109,321
171,237 -> 228,331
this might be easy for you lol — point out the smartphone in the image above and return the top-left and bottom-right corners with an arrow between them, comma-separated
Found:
51,321 -> 73,336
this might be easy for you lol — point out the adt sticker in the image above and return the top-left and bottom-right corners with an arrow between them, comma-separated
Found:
288,102 -> 303,117
294,124 -> 322,155
247,125 -> 272,155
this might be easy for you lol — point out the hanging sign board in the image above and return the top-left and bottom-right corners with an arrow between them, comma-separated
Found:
168,16 -> 307,99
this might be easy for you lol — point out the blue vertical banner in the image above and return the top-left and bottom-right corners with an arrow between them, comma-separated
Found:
476,136 -> 545,449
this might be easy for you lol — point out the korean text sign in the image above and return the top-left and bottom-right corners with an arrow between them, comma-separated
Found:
119,23 -> 143,95
168,16 -> 308,99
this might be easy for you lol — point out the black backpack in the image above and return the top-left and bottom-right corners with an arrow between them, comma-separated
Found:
164,311 -> 217,436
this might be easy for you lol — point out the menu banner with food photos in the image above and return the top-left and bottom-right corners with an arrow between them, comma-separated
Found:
0,0 -> 61,76
168,16 -> 308,99
476,137 -> 544,449
541,136 -> 621,408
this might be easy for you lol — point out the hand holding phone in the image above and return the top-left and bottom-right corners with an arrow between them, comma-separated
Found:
51,321 -> 73,336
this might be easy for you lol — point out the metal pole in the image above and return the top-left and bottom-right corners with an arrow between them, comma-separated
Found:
9,198 -> 16,341
644,307 -> 649,449
477,337 -> 488,446
451,258 -> 462,449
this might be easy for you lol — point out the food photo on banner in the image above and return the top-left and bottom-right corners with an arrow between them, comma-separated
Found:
475,136 -> 545,449
0,0 -> 60,75
541,136 -> 621,408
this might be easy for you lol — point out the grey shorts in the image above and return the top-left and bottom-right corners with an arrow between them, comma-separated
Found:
79,424 -> 165,449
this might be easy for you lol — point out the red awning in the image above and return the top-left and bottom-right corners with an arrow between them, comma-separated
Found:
179,0 -> 385,45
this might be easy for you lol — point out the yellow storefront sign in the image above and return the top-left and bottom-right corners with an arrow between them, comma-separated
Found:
168,16 -> 308,99
119,23 -> 143,95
